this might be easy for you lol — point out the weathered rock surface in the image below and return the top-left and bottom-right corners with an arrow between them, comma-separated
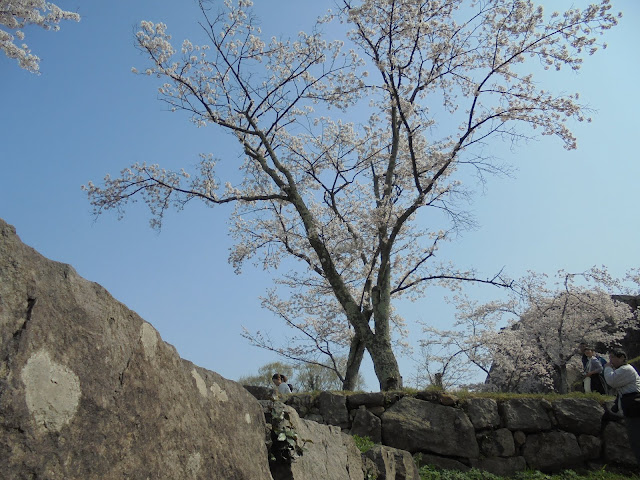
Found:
522,431 -> 583,472
267,404 -> 364,480
350,406 -> 382,443
465,397 -> 500,430
245,385 -> 277,401
363,445 -> 420,480
501,398 -> 552,432
478,428 -> 515,457
0,218 -> 273,480
346,392 -> 385,410
318,391 -> 350,428
578,434 -> 602,459
602,420 -> 638,466
552,398 -> 604,436
285,393 -> 315,418
381,397 -> 479,458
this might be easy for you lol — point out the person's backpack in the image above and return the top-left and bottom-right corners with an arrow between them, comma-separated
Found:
287,383 -> 294,392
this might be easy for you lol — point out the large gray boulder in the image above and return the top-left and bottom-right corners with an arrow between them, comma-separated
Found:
381,397 -> 479,458
522,431 -> 583,472
363,445 -> 420,480
478,428 -> 515,457
0,218 -> 273,480
318,391 -> 350,428
346,392 -> 385,410
602,421 -> 639,466
266,403 -> 364,480
552,398 -> 604,436
350,406 -> 382,443
501,398 -> 552,432
464,397 -> 500,430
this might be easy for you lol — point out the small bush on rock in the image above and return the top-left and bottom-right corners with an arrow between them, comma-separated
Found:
352,434 -> 375,453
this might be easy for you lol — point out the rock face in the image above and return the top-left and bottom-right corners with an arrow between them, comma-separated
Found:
363,445 -> 420,480
552,398 -> 604,436
465,397 -> 500,430
318,391 -> 350,428
350,406 -> 382,443
603,421 -> 637,465
265,403 -> 364,480
522,431 -> 583,471
381,397 -> 479,458
501,398 -> 552,432
0,219 -> 273,480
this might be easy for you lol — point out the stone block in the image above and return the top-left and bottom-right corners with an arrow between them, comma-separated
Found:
465,397 -> 500,430
552,398 -> 604,436
578,434 -> 601,459
479,428 -> 515,457
346,392 -> 385,410
350,406 -> 382,443
318,391 -> 350,428
602,420 -> 638,466
381,397 -> 479,458
501,398 -> 552,432
522,431 -> 583,472
363,445 -> 420,480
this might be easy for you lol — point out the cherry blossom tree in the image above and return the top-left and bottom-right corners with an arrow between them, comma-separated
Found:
84,0 -> 620,390
1,0 -> 80,73
416,296 -> 515,390
423,268 -> 639,393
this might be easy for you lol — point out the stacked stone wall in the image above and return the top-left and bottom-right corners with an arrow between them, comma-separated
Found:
264,390 -> 638,476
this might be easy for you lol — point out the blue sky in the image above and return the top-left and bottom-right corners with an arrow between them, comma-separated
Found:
1,1 -> 638,390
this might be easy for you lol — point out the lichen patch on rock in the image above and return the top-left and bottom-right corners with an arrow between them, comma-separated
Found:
210,382 -> 229,402
140,322 -> 158,360
191,368 -> 208,397
21,350 -> 81,432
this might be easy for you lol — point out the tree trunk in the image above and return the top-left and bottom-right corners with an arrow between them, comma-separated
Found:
368,334 -> 402,390
557,364 -> 569,394
342,334 -> 365,391
368,271 -> 403,390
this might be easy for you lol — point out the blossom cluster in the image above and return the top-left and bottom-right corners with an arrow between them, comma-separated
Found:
1,0 -> 80,73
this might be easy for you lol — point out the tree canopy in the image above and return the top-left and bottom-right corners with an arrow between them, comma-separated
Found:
422,267 -> 639,393
85,0 -> 620,390
0,0 -> 80,73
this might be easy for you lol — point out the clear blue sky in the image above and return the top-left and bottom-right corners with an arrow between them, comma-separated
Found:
1,1 -> 638,390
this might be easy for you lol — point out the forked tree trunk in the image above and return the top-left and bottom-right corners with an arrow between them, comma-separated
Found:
342,334 -> 365,391
368,335 -> 402,390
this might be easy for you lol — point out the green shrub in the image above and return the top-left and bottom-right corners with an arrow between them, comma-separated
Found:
352,434 -> 375,454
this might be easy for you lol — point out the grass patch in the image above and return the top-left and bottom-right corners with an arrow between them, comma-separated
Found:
452,391 -> 614,404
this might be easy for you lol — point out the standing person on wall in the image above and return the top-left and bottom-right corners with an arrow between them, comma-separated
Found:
604,350 -> 640,464
583,346 -> 608,394
272,373 -> 292,395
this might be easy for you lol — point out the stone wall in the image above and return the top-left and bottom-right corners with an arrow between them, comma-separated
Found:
261,390 -> 638,476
